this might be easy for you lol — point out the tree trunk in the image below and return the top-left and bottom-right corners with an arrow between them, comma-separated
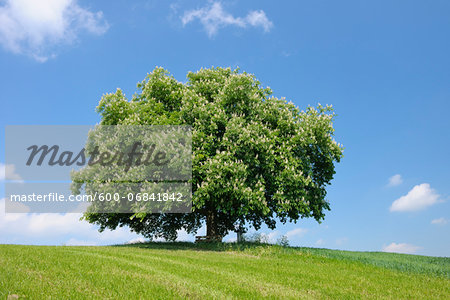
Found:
236,223 -> 244,243
237,230 -> 243,243
206,209 -> 219,240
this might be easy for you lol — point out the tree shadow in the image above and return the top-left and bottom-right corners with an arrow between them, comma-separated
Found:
113,241 -> 279,252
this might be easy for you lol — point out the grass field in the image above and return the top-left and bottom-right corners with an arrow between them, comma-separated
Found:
0,242 -> 448,299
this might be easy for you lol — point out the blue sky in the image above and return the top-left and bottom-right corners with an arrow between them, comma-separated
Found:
0,0 -> 449,256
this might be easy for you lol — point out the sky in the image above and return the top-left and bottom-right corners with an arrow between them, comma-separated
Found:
0,0 -> 449,256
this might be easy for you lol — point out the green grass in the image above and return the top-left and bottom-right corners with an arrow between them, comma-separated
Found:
0,242 -> 448,299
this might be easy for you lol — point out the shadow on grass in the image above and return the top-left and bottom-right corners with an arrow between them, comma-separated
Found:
114,241 -> 276,252
113,241 -> 450,278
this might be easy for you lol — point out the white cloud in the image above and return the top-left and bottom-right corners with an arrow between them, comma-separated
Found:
65,238 -> 97,246
390,183 -> 441,212
0,198 -> 142,245
315,239 -> 324,246
0,163 -> 22,181
176,228 -> 195,242
382,242 -> 420,254
181,2 -> 273,37
0,0 -> 109,61
126,237 -> 147,244
246,230 -> 280,244
263,231 -> 279,243
431,217 -> 448,225
0,198 -> 203,245
336,237 -> 348,246
285,228 -> 308,240
387,174 -> 403,187
5,199 -> 30,213
244,10 -> 272,32
225,236 -> 237,243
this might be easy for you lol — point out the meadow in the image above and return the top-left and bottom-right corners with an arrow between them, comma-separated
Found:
0,242 -> 448,299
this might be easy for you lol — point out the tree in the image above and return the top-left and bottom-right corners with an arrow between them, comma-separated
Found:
72,67 -> 343,241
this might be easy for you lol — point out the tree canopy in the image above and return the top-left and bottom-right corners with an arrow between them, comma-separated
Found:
72,67 -> 343,241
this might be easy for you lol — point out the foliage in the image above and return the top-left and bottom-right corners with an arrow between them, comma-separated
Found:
242,232 -> 269,244
72,67 -> 344,240
276,235 -> 290,247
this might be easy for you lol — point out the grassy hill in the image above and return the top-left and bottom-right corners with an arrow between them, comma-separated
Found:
0,242 -> 448,299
